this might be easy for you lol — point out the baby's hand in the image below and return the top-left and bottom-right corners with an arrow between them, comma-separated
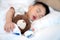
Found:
4,22 -> 15,32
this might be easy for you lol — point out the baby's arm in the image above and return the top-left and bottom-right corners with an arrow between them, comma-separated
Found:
6,7 -> 15,22
4,7 -> 15,32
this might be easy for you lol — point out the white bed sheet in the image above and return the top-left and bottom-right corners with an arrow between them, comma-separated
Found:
0,7 -> 60,40
0,0 -> 60,40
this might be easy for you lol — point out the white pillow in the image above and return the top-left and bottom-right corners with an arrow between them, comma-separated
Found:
32,7 -> 60,31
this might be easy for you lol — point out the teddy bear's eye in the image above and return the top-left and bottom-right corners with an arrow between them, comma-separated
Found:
23,21 -> 25,23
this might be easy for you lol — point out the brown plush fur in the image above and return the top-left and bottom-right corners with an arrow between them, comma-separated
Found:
12,14 -> 31,34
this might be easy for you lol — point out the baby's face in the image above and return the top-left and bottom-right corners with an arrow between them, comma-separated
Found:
27,4 -> 46,21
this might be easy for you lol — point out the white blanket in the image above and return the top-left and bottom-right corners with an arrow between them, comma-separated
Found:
0,7 -> 60,40
0,0 -> 60,40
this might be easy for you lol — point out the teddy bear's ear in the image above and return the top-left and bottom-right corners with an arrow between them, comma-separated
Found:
24,12 -> 29,18
12,17 -> 17,23
12,15 -> 23,23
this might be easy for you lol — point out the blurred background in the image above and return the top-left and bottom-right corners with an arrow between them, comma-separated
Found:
36,0 -> 60,11
0,0 -> 60,40
0,0 -> 60,11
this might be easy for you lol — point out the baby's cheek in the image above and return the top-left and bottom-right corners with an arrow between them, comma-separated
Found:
29,15 -> 33,20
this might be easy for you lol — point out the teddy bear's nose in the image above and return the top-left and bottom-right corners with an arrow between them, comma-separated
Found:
17,20 -> 26,29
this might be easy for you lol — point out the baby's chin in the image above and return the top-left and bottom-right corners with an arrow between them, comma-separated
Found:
31,18 -> 37,22
30,17 -> 38,21
32,17 -> 37,21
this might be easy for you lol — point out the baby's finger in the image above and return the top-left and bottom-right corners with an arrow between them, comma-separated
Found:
6,26 -> 10,32
11,23 -> 15,32
4,25 -> 8,32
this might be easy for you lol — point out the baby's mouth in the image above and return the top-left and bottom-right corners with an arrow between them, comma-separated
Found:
32,16 -> 36,20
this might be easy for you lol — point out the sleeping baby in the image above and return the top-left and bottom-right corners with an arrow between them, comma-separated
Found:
4,1 -> 50,38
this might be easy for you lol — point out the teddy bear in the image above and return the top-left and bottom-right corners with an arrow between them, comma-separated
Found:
12,14 -> 31,34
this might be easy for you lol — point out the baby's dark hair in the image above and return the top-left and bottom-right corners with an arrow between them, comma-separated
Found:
33,2 -> 50,15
